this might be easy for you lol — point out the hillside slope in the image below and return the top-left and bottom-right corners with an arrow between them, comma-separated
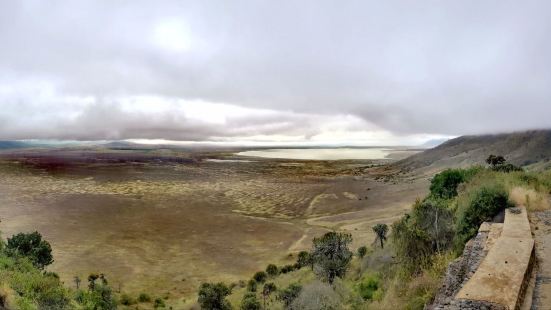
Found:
397,130 -> 551,173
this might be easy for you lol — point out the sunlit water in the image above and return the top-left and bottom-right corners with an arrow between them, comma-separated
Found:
236,148 -> 394,160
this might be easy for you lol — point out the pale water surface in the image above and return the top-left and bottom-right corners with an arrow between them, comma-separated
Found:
236,148 -> 393,160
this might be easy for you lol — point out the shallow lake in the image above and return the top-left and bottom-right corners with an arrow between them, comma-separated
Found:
236,148 -> 394,160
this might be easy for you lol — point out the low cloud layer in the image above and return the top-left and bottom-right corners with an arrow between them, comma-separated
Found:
1,1 -> 550,144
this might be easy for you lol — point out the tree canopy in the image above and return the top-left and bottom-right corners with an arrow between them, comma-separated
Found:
311,232 -> 353,284
6,231 -> 54,269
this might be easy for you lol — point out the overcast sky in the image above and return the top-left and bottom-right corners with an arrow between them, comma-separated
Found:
1,1 -> 550,145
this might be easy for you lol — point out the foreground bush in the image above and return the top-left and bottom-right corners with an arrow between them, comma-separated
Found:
429,167 -> 480,199
454,184 -> 512,251
392,198 -> 454,272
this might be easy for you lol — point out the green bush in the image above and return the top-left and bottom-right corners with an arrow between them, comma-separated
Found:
266,264 -> 279,277
241,292 -> 261,310
154,297 -> 166,308
252,271 -> 267,283
246,279 -> 257,292
455,184 -> 512,251
119,293 -> 135,305
6,231 -> 54,269
392,213 -> 434,272
493,163 -> 523,173
74,282 -> 117,310
296,251 -> 311,269
278,283 -> 302,308
138,292 -> 152,302
280,265 -> 295,274
356,274 -> 380,301
9,269 -> 71,309
197,282 -> 231,310
430,169 -> 473,199
357,246 -> 368,258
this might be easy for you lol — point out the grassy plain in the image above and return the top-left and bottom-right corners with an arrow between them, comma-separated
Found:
0,148 -> 426,306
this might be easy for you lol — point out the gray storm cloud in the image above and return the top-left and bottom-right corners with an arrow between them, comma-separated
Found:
0,0 -> 550,142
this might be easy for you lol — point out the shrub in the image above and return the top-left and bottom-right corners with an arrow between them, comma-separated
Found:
412,199 -> 454,253
197,282 -> 231,310
429,169 -> 466,199
455,184 -> 512,251
493,163 -> 522,173
278,283 -> 302,308
9,270 -> 72,309
75,280 -> 117,310
311,232 -> 353,284
357,246 -> 368,258
261,282 -> 277,307
392,197 -> 455,272
290,281 -> 341,310
246,279 -> 257,292
266,264 -> 279,277
280,265 -> 295,274
356,274 -> 380,301
154,297 -> 165,308
296,251 -> 311,269
392,214 -> 433,272
241,292 -> 261,310
6,231 -> 54,269
119,293 -> 135,305
138,292 -> 152,302
253,271 -> 267,283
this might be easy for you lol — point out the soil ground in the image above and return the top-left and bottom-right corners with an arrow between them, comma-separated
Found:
0,148 -> 427,303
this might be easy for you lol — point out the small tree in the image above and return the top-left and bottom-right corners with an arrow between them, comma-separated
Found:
197,282 -> 232,310
357,246 -> 368,258
262,282 -> 277,309
252,271 -> 267,283
372,224 -> 388,249
486,154 -> 506,167
6,231 -> 53,269
88,274 -> 99,290
266,264 -> 279,277
74,276 -> 81,290
311,232 -> 353,284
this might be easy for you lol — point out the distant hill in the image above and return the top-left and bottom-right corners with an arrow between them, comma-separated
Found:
419,138 -> 450,148
397,130 -> 551,172
0,141 -> 30,150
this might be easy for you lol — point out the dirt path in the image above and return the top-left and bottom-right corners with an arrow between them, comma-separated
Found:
530,209 -> 551,309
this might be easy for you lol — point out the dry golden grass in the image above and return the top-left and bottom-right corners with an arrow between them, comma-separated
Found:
510,186 -> 550,211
